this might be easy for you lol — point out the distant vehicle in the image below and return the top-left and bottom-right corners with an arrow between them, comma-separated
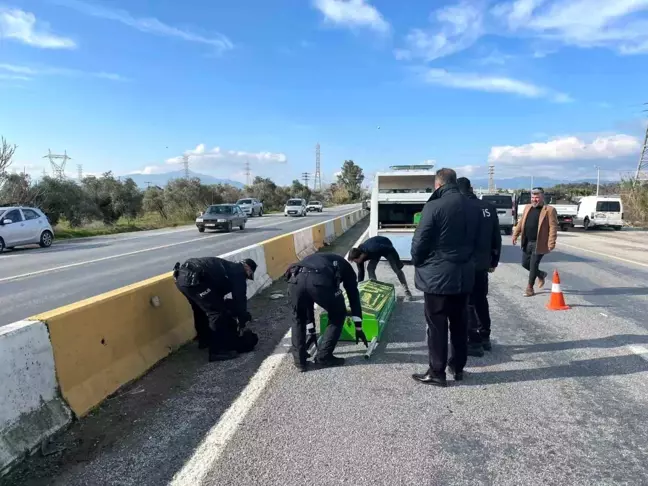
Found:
573,195 -> 624,231
235,198 -> 263,217
196,204 -> 247,233
0,206 -> 54,252
479,193 -> 514,235
515,191 -> 578,231
284,198 -> 307,217
306,200 -> 323,212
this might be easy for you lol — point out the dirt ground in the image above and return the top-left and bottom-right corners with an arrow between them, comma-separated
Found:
1,220 -> 367,486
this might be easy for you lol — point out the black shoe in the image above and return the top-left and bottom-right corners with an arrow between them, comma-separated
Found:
447,366 -> 463,381
467,343 -> 484,357
412,372 -> 447,387
294,361 -> 309,373
482,338 -> 492,351
315,355 -> 345,367
208,350 -> 238,362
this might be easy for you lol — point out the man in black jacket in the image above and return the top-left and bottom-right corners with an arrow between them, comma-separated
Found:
347,235 -> 413,299
173,257 -> 257,362
457,177 -> 502,357
410,168 -> 481,387
286,252 -> 364,372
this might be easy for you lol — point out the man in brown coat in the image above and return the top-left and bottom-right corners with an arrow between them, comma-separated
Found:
512,187 -> 559,297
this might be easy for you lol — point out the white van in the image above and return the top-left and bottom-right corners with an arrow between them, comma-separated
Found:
573,196 -> 623,231
479,194 -> 514,235
284,198 -> 307,217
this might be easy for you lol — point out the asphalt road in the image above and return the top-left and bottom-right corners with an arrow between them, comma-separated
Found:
0,204 -> 359,327
5,226 -> 648,486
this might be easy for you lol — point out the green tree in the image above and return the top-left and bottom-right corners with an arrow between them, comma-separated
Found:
143,186 -> 168,220
337,160 -> 364,201
34,177 -> 96,227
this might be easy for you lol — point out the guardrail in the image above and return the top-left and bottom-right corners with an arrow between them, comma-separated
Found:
0,208 -> 368,476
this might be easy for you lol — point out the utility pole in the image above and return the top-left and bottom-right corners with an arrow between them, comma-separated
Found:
314,143 -> 322,191
182,154 -> 190,179
302,172 -> 311,190
43,149 -> 71,180
488,163 -> 495,193
635,104 -> 648,184
77,164 -> 83,181
144,181 -> 152,188
530,175 -> 534,192
595,165 -> 600,196
244,159 -> 251,186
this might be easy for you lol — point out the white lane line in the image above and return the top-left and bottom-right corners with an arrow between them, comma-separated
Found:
171,218 -> 368,485
627,345 -> 648,362
0,208 -> 359,283
600,313 -> 608,317
0,218 -> 283,283
559,242 -> 648,268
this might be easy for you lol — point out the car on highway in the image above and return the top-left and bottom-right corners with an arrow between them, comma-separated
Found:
0,206 -> 54,252
196,204 -> 247,233
235,198 -> 263,217
284,198 -> 307,217
480,193 -> 514,235
306,200 -> 323,212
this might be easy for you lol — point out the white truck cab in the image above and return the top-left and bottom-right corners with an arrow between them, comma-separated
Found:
369,164 -> 436,261
573,195 -> 624,230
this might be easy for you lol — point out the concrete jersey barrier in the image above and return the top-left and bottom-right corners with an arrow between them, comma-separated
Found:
0,208 -> 368,476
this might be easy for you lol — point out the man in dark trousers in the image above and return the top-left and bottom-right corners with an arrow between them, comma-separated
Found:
347,235 -> 413,299
410,168 -> 481,387
457,177 -> 502,357
286,252 -> 365,372
173,257 -> 258,362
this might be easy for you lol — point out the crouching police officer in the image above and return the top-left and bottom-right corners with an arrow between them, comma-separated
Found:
173,256 -> 258,362
348,235 -> 413,299
285,252 -> 365,372
457,177 -> 501,356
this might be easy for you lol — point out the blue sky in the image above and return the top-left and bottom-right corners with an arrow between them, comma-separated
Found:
1,0 -> 647,186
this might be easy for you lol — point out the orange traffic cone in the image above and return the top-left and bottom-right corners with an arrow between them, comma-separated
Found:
546,270 -> 570,311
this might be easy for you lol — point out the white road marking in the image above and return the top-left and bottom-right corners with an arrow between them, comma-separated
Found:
170,331 -> 292,486
627,345 -> 648,362
600,313 -> 608,317
170,215 -> 367,485
559,242 -> 648,268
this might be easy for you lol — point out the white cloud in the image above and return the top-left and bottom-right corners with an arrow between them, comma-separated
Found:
0,7 -> 76,49
134,144 -> 288,176
313,0 -> 390,33
52,0 -> 233,53
420,68 -> 572,102
489,134 -> 641,164
493,0 -> 648,55
395,1 -> 483,61
0,63 -> 128,82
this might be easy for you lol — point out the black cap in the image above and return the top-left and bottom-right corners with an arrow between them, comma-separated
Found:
242,258 -> 257,278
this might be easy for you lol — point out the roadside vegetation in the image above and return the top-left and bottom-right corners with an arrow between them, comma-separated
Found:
0,136 -> 368,238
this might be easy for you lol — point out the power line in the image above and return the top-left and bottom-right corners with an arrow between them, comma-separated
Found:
42,149 -> 71,180
314,143 -> 322,191
302,172 -> 311,189
77,164 -> 83,181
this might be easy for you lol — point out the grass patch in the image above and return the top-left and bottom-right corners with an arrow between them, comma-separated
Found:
54,214 -> 194,240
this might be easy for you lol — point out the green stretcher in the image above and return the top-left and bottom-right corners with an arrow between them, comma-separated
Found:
318,280 -> 396,359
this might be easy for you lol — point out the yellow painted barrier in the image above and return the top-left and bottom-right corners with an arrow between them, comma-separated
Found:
334,218 -> 343,237
262,233 -> 297,280
312,223 -> 326,250
32,273 -> 193,417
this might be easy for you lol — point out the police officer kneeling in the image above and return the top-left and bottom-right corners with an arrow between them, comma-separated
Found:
457,177 -> 501,356
173,256 -> 259,362
286,252 -> 364,372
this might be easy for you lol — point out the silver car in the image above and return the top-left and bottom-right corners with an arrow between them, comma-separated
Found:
0,206 -> 55,252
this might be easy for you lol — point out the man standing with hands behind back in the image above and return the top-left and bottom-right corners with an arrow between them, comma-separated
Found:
410,168 -> 481,387
513,187 -> 559,297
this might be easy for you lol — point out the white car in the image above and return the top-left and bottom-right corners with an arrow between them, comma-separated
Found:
284,198 -> 307,217
0,206 -> 54,252
306,200 -> 323,212
235,198 -> 264,217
